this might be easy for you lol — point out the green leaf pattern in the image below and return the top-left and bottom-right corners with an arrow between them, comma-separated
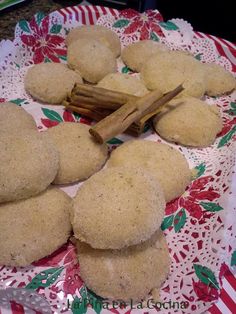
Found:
113,19 -> 130,28
41,108 -> 63,122
193,264 -> 219,289
174,208 -> 187,232
25,267 -> 64,289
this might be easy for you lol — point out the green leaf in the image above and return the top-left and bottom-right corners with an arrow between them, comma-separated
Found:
174,208 -> 186,232
161,215 -> 174,231
44,57 -> 51,63
113,19 -> 130,28
225,102 -> 236,116
193,163 -> 206,179
121,66 -> 131,74
195,53 -> 203,61
72,296 -> 87,314
87,289 -> 103,314
10,98 -> 25,106
73,112 -> 81,120
107,138 -> 124,145
50,24 -> 62,34
143,123 -> 150,133
193,264 -> 219,289
25,267 -> 63,289
159,21 -> 179,30
36,12 -> 45,25
200,202 -> 223,212
231,250 -> 236,266
19,20 -> 31,33
218,125 -> 236,148
150,32 -> 159,41
41,108 -> 63,122
58,55 -> 67,61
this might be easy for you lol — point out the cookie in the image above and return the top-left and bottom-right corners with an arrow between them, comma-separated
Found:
76,230 -> 170,301
153,97 -> 223,147
0,102 -> 37,133
0,132 -> 59,203
204,63 -> 236,96
67,38 -> 117,83
107,140 -> 191,202
24,62 -> 83,104
72,167 -> 165,249
121,40 -> 168,72
0,187 -> 72,266
97,73 -> 148,96
66,25 -> 121,57
141,50 -> 206,98
45,122 -> 108,184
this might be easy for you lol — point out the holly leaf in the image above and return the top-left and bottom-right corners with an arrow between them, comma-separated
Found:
161,215 -> 174,231
193,163 -> 206,179
218,125 -> 236,148
200,202 -> 223,212
41,108 -> 63,122
231,250 -> 236,266
195,53 -> 203,61
225,102 -> 236,116
71,296 -> 87,314
36,12 -> 45,25
107,138 -> 123,145
174,208 -> 186,232
193,264 -> 219,289
25,267 -> 64,289
121,66 -> 132,74
10,98 -> 26,106
19,20 -> 31,33
150,31 -> 159,41
113,19 -> 130,28
159,21 -> 179,30
50,24 -> 62,34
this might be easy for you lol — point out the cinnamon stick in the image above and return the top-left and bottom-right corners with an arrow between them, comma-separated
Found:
89,84 -> 184,144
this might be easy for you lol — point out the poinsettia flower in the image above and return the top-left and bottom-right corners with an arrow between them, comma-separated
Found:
120,9 -> 164,40
166,176 -> 219,220
20,15 -> 66,63
193,279 -> 219,302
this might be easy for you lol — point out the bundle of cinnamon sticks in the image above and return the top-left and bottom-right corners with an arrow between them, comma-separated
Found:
63,83 -> 184,144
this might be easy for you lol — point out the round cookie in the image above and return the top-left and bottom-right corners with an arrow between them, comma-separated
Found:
45,122 -> 108,184
0,187 -> 72,266
67,38 -> 117,83
24,63 -> 83,104
204,63 -> 236,96
97,73 -> 148,96
141,50 -> 206,98
153,97 -> 223,147
107,140 -> 191,203
0,102 -> 37,133
0,132 -> 59,203
72,167 -> 165,249
121,40 -> 168,72
76,230 -> 170,301
66,25 -> 121,57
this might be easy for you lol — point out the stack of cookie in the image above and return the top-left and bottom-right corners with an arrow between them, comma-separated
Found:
71,139 -> 191,301
0,102 -> 72,267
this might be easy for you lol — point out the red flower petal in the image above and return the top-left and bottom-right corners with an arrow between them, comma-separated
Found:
150,22 -> 165,37
63,110 -> 75,122
190,190 -> 220,201
63,264 -> 83,295
33,46 -> 45,63
183,199 -> 203,219
40,16 -> 49,36
120,8 -> 140,19
41,118 -> 59,128
140,24 -> 150,40
21,35 -> 37,47
46,34 -> 65,46
53,48 -> 67,56
193,280 -> 219,302
217,124 -> 232,137
165,198 -> 179,215
123,20 -> 143,35
29,16 -> 41,36
146,10 -> 164,22
191,176 -> 213,190
47,52 -> 60,63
